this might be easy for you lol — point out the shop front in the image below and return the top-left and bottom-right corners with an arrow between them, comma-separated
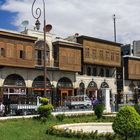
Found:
32,76 -> 52,102
56,77 -> 73,106
2,74 -> 26,114
86,80 -> 98,100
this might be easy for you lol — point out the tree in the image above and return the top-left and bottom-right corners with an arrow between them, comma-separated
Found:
134,104 -> 140,115
112,105 -> 140,140
94,104 -> 104,119
38,97 -> 53,118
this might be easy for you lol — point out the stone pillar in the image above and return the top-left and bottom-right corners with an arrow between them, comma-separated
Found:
95,90 -> 97,99
102,88 -> 111,113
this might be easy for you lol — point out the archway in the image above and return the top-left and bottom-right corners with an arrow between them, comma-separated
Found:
57,77 -> 73,106
32,76 -> 52,97
35,40 -> 50,66
4,74 -> 26,87
3,74 -> 26,96
100,81 -> 111,112
99,81 -> 110,105
100,82 -> 109,88
78,82 -> 85,95
129,81 -> 135,92
3,74 -> 26,113
86,80 -> 98,99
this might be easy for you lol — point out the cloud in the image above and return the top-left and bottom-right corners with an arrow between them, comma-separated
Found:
1,0 -> 140,44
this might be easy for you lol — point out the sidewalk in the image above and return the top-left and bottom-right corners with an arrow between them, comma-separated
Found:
0,111 -> 116,120
0,110 -> 94,120
0,115 -> 38,120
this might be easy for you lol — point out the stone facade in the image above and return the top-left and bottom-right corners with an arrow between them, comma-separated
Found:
0,29 -> 122,113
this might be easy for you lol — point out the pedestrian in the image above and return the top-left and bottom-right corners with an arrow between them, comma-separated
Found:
0,102 -> 5,116
92,97 -> 99,110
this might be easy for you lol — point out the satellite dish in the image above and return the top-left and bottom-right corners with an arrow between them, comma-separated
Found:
45,24 -> 52,32
21,20 -> 29,30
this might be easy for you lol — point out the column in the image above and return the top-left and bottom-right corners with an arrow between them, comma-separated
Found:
102,88 -> 111,113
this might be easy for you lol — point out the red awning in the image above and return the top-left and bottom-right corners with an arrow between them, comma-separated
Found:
33,88 -> 51,91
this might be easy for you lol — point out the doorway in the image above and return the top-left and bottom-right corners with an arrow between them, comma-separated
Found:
61,91 -> 68,106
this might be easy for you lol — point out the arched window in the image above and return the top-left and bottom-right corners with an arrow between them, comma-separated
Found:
100,82 -> 109,88
35,40 -> 49,65
4,74 -> 25,87
57,77 -> 73,88
88,81 -> 97,88
32,76 -> 51,88
35,40 -> 49,51
3,74 -> 26,97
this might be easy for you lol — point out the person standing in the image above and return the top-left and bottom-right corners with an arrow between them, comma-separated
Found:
0,102 -> 5,116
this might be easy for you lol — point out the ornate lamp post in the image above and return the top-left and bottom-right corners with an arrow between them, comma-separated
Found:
32,0 -> 47,96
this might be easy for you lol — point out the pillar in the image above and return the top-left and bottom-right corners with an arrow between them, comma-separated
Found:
102,88 -> 111,113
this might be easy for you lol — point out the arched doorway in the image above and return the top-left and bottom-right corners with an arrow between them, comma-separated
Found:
86,80 -> 98,99
57,77 -> 73,106
3,74 -> 26,113
100,81 -> 111,112
3,74 -> 26,96
32,76 -> 52,98
99,81 -> 110,102
78,82 -> 85,95
100,82 -> 109,88
129,81 -> 135,92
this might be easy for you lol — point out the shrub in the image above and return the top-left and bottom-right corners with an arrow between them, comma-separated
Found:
134,104 -> 140,115
39,97 -> 49,105
56,114 -> 65,122
94,104 -> 104,119
46,126 -> 119,140
37,97 -> 53,118
112,105 -> 140,140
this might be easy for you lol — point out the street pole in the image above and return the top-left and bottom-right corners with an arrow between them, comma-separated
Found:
32,0 -> 47,96
113,14 -> 116,42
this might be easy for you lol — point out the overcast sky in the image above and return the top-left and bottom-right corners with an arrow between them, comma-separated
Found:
1,0 -> 140,44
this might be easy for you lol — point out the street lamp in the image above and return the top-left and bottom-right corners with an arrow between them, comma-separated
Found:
32,0 -> 47,96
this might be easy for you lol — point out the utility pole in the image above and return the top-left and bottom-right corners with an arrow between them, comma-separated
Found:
113,14 -> 116,42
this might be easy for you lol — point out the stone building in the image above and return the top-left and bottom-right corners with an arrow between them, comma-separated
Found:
0,28 -> 122,113
0,29 -> 82,111
66,35 -> 121,112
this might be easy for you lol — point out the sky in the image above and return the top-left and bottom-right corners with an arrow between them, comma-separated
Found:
1,0 -> 140,44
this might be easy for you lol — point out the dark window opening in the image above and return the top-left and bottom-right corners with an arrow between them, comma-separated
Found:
87,67 -> 91,76
37,50 -> 42,65
99,68 -> 104,77
106,69 -> 110,77
0,48 -> 5,57
92,67 -> 97,76
19,50 -> 25,59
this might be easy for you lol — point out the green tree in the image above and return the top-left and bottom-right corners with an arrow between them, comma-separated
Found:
94,104 -> 104,119
38,97 -> 53,118
112,105 -> 140,140
134,104 -> 140,115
